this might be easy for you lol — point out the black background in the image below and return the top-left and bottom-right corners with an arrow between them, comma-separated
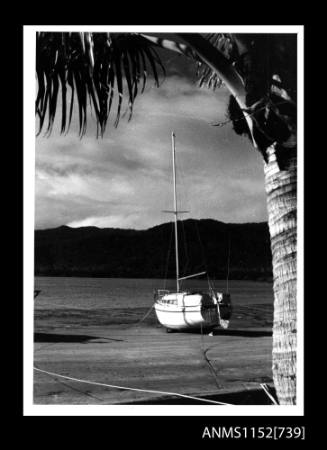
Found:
11,15 -> 315,445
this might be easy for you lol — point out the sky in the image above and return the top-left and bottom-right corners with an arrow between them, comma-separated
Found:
35,40 -> 268,230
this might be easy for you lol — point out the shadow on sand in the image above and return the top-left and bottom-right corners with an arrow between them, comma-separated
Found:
123,386 -> 277,405
171,328 -> 272,338
212,329 -> 272,338
34,332 -> 124,343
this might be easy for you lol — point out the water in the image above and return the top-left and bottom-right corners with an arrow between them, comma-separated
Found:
34,277 -> 273,311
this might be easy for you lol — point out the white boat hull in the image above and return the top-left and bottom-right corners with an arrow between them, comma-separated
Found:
154,291 -> 221,330
154,303 -> 219,330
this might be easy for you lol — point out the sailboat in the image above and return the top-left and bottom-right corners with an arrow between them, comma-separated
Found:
154,132 -> 232,332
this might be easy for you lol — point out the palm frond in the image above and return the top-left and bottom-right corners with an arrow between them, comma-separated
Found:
187,33 -> 297,158
35,32 -> 166,137
196,34 -> 235,91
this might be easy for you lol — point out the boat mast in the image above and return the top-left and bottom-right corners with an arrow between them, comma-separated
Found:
172,131 -> 180,293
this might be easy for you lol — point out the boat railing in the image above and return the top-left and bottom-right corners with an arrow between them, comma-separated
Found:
154,288 -> 231,301
157,289 -> 170,295
154,289 -> 169,300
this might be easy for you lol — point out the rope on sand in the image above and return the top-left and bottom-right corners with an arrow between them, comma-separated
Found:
260,383 -> 278,405
34,366 -> 232,405
199,327 -> 277,405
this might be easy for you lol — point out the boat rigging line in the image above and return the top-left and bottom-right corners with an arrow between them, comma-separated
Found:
226,233 -> 231,294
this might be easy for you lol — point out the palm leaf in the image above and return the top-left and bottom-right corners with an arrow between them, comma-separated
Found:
66,70 -> 75,133
122,50 -> 134,121
138,48 -> 148,94
36,32 -> 166,137
113,50 -> 123,128
195,34 -> 234,91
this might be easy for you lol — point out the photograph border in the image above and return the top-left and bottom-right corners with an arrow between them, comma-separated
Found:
23,24 -> 304,416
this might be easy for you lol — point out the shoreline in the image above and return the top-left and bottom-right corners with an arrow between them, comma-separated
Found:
34,275 -> 274,283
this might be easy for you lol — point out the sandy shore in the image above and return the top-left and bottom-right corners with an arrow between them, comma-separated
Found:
34,304 -> 274,405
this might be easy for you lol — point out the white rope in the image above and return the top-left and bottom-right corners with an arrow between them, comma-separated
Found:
34,366 -> 232,405
260,383 -> 278,405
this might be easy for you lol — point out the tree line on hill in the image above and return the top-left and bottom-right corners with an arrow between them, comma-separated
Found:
35,219 -> 272,280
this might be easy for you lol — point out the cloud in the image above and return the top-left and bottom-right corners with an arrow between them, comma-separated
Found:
67,213 -> 143,229
35,69 -> 267,230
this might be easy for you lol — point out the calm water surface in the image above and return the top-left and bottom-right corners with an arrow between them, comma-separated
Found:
34,277 -> 273,310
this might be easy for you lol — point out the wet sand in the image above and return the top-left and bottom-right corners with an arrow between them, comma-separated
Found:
34,304 -> 274,404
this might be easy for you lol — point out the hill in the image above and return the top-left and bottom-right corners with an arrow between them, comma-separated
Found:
34,219 -> 272,280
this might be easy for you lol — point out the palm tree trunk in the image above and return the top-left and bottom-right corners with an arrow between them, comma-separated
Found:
264,145 -> 297,405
